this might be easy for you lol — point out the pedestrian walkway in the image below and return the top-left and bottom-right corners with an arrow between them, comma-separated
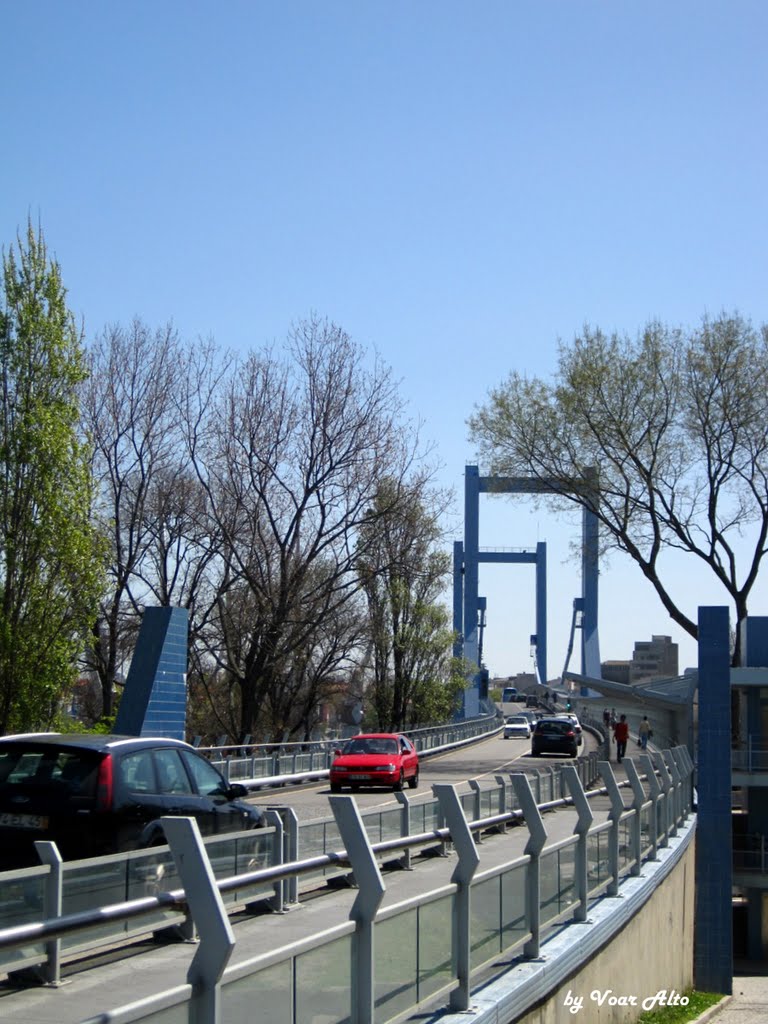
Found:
699,965 -> 768,1024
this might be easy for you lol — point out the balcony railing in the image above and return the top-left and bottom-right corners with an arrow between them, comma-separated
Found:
732,739 -> 768,773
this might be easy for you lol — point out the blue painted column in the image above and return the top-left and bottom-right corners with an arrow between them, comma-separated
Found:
694,605 -> 732,994
462,466 -> 480,716
535,542 -> 547,684
581,478 -> 601,678
115,606 -> 189,740
453,541 -> 464,659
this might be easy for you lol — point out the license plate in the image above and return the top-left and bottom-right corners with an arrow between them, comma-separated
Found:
349,774 -> 369,781
0,812 -> 48,830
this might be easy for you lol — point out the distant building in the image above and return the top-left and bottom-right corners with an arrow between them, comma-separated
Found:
493,672 -> 537,692
631,635 -> 678,682
601,660 -> 631,685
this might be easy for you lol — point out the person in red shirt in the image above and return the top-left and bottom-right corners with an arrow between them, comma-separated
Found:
613,714 -> 629,763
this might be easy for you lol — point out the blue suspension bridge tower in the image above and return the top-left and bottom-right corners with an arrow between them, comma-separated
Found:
453,465 -> 601,717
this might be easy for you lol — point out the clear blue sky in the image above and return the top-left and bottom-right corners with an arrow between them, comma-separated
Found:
3,2 -> 767,680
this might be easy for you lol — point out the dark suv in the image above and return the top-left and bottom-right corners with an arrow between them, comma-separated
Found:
531,717 -> 579,758
0,734 -> 263,869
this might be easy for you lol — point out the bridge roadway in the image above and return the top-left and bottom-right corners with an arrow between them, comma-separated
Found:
1,730 -> 618,1024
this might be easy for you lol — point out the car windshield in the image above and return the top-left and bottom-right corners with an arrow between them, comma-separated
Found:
343,737 -> 398,755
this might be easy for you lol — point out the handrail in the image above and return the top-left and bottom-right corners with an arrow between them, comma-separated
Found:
0,745 -> 694,1022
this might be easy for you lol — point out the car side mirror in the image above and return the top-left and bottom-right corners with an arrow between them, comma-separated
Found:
333,748 -> 342,757
227,782 -> 248,799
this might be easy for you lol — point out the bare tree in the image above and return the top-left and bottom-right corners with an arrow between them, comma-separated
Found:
182,316 -> 425,740
469,313 -> 768,664
82,320 -> 186,716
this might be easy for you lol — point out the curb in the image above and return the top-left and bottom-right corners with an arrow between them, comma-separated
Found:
690,995 -> 732,1023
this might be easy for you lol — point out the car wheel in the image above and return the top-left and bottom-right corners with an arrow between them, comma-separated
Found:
330,782 -> 341,793
407,769 -> 419,790
393,770 -> 404,792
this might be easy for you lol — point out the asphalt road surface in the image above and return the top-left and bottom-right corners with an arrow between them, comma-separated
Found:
247,727 -> 601,822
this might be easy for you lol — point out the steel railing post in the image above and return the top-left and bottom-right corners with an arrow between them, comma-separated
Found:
433,783 -> 481,1012
653,752 -> 674,844
263,810 -> 284,912
623,759 -> 647,876
494,775 -> 508,833
329,795 -> 386,1024
510,773 -> 548,958
662,750 -> 682,832
33,841 -> 62,986
468,780 -> 483,842
561,767 -> 593,921
637,753 -> 661,860
395,791 -> 412,869
597,762 -> 624,896
161,817 -> 236,1024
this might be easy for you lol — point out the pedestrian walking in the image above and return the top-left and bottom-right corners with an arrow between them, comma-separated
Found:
638,716 -> 651,750
613,714 -> 629,763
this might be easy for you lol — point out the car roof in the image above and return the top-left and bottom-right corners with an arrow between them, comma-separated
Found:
347,732 -> 404,740
0,733 -> 193,753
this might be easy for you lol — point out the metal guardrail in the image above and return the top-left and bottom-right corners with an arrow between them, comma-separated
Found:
0,746 -> 694,1024
0,739 -> 603,981
201,713 -> 505,787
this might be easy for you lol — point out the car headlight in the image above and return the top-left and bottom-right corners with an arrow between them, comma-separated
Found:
373,764 -> 396,772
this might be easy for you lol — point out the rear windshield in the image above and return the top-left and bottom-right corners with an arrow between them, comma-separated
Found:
0,744 -> 101,802
536,721 -> 569,734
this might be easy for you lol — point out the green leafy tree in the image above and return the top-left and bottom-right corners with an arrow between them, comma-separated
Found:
0,224 -> 103,732
357,477 -> 460,730
469,313 -> 768,665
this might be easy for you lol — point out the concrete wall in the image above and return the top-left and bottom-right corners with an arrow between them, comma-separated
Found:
516,839 -> 695,1024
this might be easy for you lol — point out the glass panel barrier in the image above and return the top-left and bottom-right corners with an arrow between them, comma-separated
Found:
471,876 -> 501,969
295,934 -> 352,1024
375,910 -> 417,1023
224,959 -> 293,1024
501,863 -> 527,950
587,830 -> 607,892
417,894 -> 454,1001
0,867 -> 46,970
540,849 -> 560,929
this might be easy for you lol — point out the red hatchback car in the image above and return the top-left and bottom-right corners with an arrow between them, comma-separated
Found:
329,733 -> 419,792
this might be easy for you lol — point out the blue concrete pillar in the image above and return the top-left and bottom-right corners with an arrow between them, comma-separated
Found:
462,467 -> 480,716
453,541 -> 464,659
694,606 -> 732,994
581,480 -> 601,677
535,542 -> 547,684
114,606 -> 189,740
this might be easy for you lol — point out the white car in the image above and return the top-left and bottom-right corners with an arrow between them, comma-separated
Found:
504,715 -> 531,739
557,713 -> 583,745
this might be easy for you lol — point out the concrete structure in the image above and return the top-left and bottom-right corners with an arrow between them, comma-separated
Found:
732,616 -> 768,961
114,606 -> 189,740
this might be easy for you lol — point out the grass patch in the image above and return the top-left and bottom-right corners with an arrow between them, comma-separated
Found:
636,989 -> 724,1023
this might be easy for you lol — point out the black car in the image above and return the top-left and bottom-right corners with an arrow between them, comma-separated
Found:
0,734 -> 264,869
531,717 -> 578,758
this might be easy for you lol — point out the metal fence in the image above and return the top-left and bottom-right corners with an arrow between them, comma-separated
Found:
0,744 -> 604,982
203,713 -> 506,786
0,747 -> 694,1024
